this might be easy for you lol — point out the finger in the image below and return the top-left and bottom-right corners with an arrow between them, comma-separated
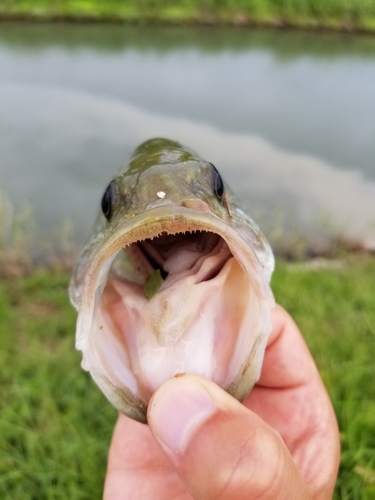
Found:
258,304 -> 317,389
148,374 -> 313,500
244,304 -> 340,498
104,415 -> 189,500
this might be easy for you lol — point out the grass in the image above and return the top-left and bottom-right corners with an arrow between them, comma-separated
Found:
273,257 -> 375,499
1,0 -> 375,32
0,190 -> 77,275
0,256 -> 374,498
0,271 -> 117,499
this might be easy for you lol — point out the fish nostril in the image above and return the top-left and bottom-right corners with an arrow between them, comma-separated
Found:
181,199 -> 211,213
145,197 -> 174,210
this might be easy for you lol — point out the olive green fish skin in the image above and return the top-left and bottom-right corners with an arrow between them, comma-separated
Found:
109,138 -> 233,228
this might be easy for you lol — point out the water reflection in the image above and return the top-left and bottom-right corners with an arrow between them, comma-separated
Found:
2,24 -> 375,58
1,83 -> 374,248
0,25 -> 374,252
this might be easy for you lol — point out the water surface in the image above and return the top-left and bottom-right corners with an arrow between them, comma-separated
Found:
1,24 -> 375,252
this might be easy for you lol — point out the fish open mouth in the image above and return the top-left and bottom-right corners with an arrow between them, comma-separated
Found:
74,208 -> 273,422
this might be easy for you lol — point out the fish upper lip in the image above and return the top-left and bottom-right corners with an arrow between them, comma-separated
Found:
106,205 -> 227,251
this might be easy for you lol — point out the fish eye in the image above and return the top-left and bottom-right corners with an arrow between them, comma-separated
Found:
210,163 -> 224,200
101,181 -> 114,221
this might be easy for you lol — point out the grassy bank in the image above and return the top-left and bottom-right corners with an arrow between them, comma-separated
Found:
0,257 -> 374,498
1,0 -> 375,32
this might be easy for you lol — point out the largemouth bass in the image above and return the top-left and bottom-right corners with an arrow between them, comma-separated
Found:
70,138 -> 275,423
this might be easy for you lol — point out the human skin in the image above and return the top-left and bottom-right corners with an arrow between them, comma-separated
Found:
103,304 -> 340,500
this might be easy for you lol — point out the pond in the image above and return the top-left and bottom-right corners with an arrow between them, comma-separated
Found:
1,23 -> 375,255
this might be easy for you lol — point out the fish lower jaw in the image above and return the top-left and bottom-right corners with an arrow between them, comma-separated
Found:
79,248 -> 271,423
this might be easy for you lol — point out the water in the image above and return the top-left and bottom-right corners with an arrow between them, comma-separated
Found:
1,24 -> 375,253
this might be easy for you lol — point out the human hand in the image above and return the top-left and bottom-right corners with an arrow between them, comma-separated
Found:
104,304 -> 340,500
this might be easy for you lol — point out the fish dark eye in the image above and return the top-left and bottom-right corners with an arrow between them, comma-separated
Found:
101,182 -> 114,221
210,163 -> 224,200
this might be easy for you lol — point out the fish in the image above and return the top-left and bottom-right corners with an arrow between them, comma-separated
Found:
69,138 -> 275,423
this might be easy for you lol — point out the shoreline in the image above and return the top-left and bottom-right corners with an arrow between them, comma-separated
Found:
1,12 -> 375,36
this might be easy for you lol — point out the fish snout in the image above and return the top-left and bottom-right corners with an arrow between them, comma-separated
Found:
144,192 -> 212,214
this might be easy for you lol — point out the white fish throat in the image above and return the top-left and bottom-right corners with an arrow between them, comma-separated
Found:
70,138 -> 275,423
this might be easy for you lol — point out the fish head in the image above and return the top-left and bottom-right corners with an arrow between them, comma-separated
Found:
70,138 -> 275,423
104,138 -> 233,222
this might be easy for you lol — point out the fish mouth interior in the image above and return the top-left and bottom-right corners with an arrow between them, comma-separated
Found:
87,228 -> 264,417
120,231 -> 227,283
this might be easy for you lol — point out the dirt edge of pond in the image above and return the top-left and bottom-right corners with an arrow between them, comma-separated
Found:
1,12 -> 375,36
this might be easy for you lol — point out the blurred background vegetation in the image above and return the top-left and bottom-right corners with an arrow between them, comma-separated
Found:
1,0 -> 375,31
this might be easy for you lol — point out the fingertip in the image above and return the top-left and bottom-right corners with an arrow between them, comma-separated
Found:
148,375 -> 219,458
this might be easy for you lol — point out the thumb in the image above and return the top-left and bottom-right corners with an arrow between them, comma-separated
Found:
147,374 -> 312,500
